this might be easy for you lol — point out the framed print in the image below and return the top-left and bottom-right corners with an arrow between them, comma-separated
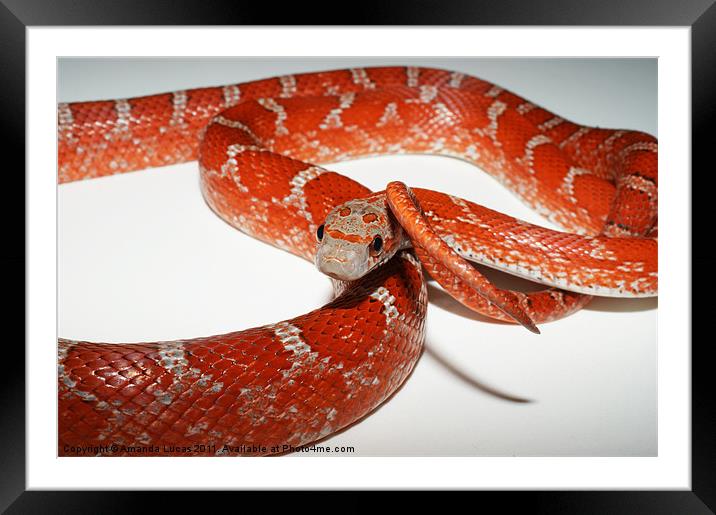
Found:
4,0 -> 713,511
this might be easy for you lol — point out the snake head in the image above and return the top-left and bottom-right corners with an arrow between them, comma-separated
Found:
314,193 -> 406,281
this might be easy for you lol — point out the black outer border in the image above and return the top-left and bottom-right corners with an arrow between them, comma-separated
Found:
1,0 -> 712,511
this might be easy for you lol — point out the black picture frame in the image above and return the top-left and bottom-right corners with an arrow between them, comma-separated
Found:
1,0 -> 711,511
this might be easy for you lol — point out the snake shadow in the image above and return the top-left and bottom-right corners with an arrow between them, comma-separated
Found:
422,341 -> 533,403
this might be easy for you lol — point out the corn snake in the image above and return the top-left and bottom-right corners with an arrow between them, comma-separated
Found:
58,65 -> 657,456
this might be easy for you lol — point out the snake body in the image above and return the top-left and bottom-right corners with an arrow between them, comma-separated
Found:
58,66 -> 657,456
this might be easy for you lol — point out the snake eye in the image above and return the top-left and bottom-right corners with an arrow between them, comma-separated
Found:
370,235 -> 383,256
316,224 -> 325,242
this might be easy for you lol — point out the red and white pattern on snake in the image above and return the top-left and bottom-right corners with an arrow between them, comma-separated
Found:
58,66 -> 657,456
59,252 -> 426,456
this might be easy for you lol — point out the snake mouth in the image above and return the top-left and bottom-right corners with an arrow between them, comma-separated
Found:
316,252 -> 365,281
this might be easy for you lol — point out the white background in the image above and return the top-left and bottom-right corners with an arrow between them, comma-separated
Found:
58,57 -> 657,457
27,27 -> 690,489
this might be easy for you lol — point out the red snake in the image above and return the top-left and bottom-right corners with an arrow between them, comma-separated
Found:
58,66 -> 657,456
